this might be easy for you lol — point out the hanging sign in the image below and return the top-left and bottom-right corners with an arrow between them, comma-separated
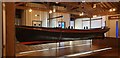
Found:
108,15 -> 120,20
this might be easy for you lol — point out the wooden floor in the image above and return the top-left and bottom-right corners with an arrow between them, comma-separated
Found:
16,38 -> 120,58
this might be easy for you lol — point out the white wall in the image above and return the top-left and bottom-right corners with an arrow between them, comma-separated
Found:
91,16 -> 103,28
75,18 -> 83,29
25,10 -> 49,27
109,20 -> 117,37
24,3 -> 49,27
106,15 -> 120,38
24,3 -> 70,28
50,13 -> 70,28
83,20 -> 90,29
75,17 -> 106,29
25,10 -> 70,28
0,2 -> 2,57
75,18 -> 90,29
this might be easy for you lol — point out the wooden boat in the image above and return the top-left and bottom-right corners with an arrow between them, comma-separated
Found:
16,25 -> 110,45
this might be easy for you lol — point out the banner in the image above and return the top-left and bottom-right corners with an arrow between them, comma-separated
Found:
108,15 -> 120,20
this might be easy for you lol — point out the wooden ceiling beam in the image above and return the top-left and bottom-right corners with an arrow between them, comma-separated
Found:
15,2 -> 120,18
15,5 -> 81,14
104,2 -> 112,8
100,2 -> 109,9
15,2 -> 27,6
16,6 -> 49,12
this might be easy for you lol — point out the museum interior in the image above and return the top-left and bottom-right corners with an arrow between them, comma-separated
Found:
2,2 -> 120,58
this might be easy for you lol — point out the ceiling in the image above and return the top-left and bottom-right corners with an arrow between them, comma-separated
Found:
15,2 -> 120,18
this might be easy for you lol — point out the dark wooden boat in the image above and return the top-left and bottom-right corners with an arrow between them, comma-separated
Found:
16,25 -> 110,44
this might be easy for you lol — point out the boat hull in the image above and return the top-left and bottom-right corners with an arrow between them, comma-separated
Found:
16,26 -> 110,43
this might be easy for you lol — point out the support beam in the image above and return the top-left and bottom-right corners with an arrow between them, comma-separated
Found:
15,2 -> 26,6
4,2 -> 15,57
0,2 -> 2,58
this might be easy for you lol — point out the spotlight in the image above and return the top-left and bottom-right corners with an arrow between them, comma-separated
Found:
109,9 -> 112,12
56,2 -> 59,4
93,4 -> 96,8
79,12 -> 84,16
93,15 -> 97,18
29,9 -> 32,12
113,8 -> 116,11
53,8 -> 56,12
49,10 -> 52,14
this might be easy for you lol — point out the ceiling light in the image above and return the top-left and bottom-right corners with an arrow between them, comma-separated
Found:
93,15 -> 97,18
79,14 -> 82,16
82,0 -> 85,2
29,9 -> 32,12
112,8 -> 116,11
79,12 -> 84,16
93,4 -> 97,8
35,14 -> 37,17
109,9 -> 112,12
49,10 -> 52,14
56,2 -> 59,4
109,8 -> 116,12
81,12 -> 84,15
53,8 -> 56,12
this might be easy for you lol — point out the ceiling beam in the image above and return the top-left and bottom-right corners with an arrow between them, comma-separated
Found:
15,2 -> 120,18
15,2 -> 27,6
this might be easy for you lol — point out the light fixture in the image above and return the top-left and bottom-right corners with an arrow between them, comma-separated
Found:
109,8 -> 116,12
53,8 -> 56,12
35,15 -> 37,17
93,4 -> 97,8
49,10 -> 53,14
82,0 -> 85,2
109,9 -> 112,12
79,12 -> 84,16
29,9 -> 32,12
93,15 -> 97,18
53,6 -> 56,12
56,2 -> 59,4
112,8 -> 116,11
79,14 -> 82,16
81,12 -> 84,15
35,14 -> 39,17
